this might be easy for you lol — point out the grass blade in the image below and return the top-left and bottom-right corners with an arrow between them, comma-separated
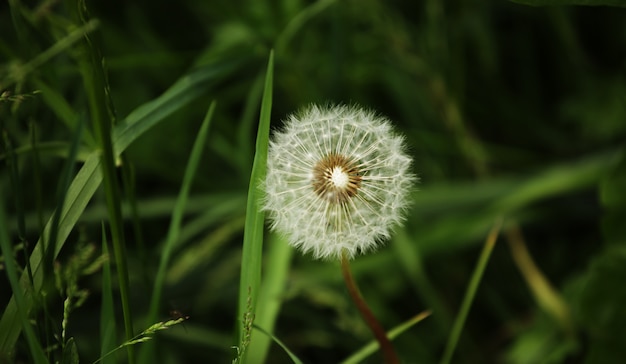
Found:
0,202 -> 48,364
99,226 -> 116,364
236,50 -> 274,363
112,60 -> 244,155
246,233 -> 294,362
340,310 -> 432,364
138,101 -> 217,364
440,219 -> 503,364
252,325 -> 304,364
75,9 -> 135,359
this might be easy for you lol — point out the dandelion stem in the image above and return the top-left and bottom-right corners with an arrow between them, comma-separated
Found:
340,250 -> 399,364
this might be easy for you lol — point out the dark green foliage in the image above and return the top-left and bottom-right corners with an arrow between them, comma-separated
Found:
1,0 -> 625,363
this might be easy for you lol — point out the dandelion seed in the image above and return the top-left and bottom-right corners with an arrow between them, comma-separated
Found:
263,104 -> 415,260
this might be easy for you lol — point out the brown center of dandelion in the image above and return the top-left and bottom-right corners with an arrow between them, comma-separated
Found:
312,153 -> 362,204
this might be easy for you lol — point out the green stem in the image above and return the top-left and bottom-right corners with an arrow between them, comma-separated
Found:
440,218 -> 502,364
73,2 -> 135,361
340,250 -> 399,364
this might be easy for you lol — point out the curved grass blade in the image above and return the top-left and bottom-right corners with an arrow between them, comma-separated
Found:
252,325 -> 304,364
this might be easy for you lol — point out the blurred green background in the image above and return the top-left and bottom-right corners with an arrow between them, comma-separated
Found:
1,0 -> 625,363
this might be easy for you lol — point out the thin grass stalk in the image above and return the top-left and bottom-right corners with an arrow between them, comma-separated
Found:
138,101 -> 217,364
28,123 -> 43,287
120,157 -> 147,276
340,250 -> 399,364
394,228 -> 451,333
1,18 -> 100,89
3,130 -> 38,296
75,5 -> 135,361
99,225 -> 116,364
341,310 -> 432,364
0,202 -> 48,364
440,218 -> 503,364
3,132 -> 26,247
506,224 -> 573,334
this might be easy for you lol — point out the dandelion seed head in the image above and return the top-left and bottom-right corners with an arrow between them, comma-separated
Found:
263,104 -> 416,260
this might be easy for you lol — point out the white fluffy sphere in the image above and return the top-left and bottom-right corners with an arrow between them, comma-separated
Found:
263,104 -> 415,260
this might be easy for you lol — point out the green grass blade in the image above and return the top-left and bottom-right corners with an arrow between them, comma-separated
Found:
0,152 -> 103,353
275,0 -> 338,53
0,203 -> 48,364
2,132 -> 26,242
33,79 -> 96,147
247,233 -> 294,362
440,219 -> 503,364
491,150 -> 621,214
112,59 -> 245,155
2,19 -> 100,89
76,12 -> 134,361
237,50 -> 274,363
340,310 -> 432,364
138,101 -> 217,364
100,225 -> 116,364
235,73 -> 264,175
252,325 -> 304,364
0,56 -> 244,354
119,156 -> 147,273
393,228 -> 451,333
46,112 -> 87,286
0,141 -> 92,163
2,131 -> 34,291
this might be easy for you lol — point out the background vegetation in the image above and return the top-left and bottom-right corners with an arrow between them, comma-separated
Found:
1,0 -> 625,363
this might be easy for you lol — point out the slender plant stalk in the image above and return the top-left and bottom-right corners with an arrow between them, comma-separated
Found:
0,204 -> 48,364
340,250 -> 399,364
506,224 -> 573,334
440,218 -> 503,364
74,3 -> 135,361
